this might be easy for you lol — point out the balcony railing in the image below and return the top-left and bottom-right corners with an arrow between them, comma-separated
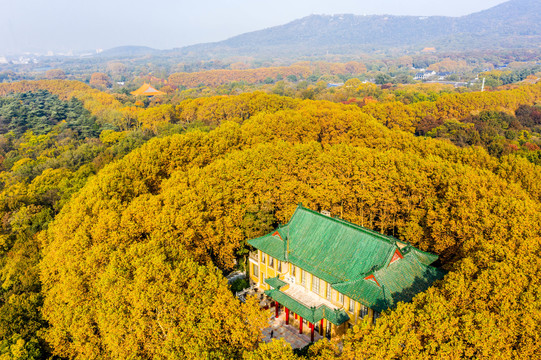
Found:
249,251 -> 259,261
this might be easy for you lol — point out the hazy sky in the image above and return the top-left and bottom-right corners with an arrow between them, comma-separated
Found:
0,0 -> 508,54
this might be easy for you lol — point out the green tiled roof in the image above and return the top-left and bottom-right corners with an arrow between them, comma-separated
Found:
249,232 -> 287,262
333,253 -> 446,312
284,207 -> 397,283
332,278 -> 385,310
248,204 -> 445,312
266,276 -> 288,290
265,289 -> 350,326
409,248 -> 440,266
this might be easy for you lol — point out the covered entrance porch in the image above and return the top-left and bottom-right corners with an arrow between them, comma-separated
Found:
264,277 -> 349,342
262,307 -> 324,349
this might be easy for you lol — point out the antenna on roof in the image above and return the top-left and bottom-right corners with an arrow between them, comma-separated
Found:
286,230 -> 290,262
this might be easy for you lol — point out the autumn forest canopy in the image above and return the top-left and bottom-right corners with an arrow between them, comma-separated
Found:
0,75 -> 540,359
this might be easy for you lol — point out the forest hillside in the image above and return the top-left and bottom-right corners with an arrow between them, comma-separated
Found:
0,80 -> 540,358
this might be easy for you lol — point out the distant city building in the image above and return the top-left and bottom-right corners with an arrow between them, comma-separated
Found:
437,72 -> 454,80
13,57 -> 30,65
414,71 -> 436,80
327,83 -> 344,88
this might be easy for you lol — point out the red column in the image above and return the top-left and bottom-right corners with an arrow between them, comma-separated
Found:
295,313 -> 297,320
310,323 -> 314,342
275,301 -> 279,318
299,317 -> 303,334
285,308 -> 290,325
320,319 -> 324,335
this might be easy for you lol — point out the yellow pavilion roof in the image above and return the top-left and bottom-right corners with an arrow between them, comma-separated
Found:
131,83 -> 165,96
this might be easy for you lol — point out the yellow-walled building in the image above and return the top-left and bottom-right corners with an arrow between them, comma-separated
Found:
248,204 -> 445,340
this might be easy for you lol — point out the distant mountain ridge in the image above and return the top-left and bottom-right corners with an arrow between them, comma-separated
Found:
168,0 -> 541,58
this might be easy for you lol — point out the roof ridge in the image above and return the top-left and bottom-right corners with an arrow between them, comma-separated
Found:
410,245 -> 440,257
248,232 -> 273,243
332,276 -> 368,287
296,204 -> 398,245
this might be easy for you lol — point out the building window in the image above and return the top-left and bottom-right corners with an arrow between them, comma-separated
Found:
292,265 -> 296,277
261,272 -> 266,284
373,311 -> 380,324
301,270 -> 307,287
278,261 -> 282,272
327,283 -> 332,301
312,276 -> 320,294
261,253 -> 266,264
359,304 -> 368,318
253,264 -> 259,278
269,256 -> 274,268
349,299 -> 355,312
339,293 -> 344,304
